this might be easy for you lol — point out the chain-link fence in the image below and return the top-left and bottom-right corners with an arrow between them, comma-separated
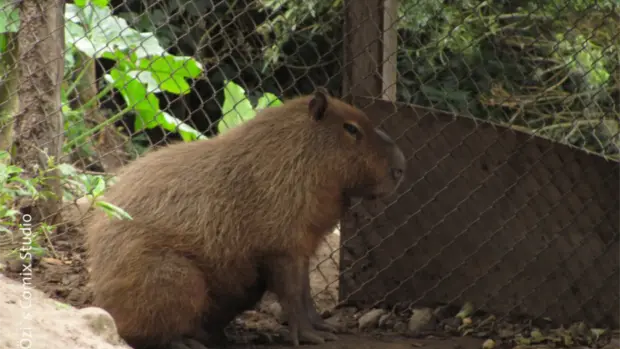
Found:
0,0 -> 618,347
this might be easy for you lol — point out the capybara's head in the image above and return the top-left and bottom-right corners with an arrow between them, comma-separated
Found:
300,88 -> 406,201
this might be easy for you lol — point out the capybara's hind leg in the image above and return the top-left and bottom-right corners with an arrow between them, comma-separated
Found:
200,264 -> 268,347
91,250 -> 208,349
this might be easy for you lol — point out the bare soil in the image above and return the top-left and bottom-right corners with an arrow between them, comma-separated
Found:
229,334 -> 485,349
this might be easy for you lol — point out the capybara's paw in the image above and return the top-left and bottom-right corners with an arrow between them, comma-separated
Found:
286,326 -> 338,346
310,318 -> 343,334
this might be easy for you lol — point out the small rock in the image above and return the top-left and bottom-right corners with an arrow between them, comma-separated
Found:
358,308 -> 386,330
5,258 -> 22,273
481,339 -> 495,349
266,301 -> 284,322
378,312 -> 393,328
79,306 -> 123,345
408,307 -> 435,334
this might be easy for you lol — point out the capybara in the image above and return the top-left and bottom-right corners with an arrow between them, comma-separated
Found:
84,88 -> 406,349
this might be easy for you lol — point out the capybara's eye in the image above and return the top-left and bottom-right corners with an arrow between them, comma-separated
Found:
343,122 -> 359,137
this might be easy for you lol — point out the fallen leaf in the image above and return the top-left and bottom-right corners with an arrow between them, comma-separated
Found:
482,338 -> 495,349
42,258 -> 63,265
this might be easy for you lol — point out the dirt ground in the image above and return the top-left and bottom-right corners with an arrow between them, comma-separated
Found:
229,334 -> 485,349
2,219 -> 617,349
0,224 -> 487,349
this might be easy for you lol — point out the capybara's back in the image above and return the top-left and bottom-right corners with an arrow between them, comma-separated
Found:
85,89 -> 406,348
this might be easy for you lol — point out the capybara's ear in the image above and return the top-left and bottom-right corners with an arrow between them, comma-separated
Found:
309,87 -> 329,121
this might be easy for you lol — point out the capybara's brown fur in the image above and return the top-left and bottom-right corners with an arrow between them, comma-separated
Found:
85,88 -> 406,349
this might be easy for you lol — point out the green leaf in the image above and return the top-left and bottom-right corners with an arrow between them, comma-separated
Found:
101,49 -> 136,67
105,69 -> 159,129
154,112 -> 205,141
11,177 -> 38,195
218,80 -> 256,134
132,34 -> 166,58
138,55 -> 203,79
105,69 -> 203,140
130,55 -> 203,94
95,200 -> 133,220
5,165 -> 23,175
3,209 -> 19,218
125,70 -> 161,93
126,70 -> 191,95
90,176 -> 106,197
65,4 -> 165,58
90,0 -> 110,8
57,163 -> 79,177
0,1 -> 19,34
152,73 -> 191,94
64,20 -> 87,47
64,4 -> 82,23
256,92 -> 283,110
54,301 -> 73,310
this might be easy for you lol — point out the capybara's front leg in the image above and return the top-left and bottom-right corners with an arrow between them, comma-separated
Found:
265,255 -> 338,346
302,256 -> 342,336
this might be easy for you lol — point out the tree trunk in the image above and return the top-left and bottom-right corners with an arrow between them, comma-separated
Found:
14,0 -> 65,225
0,33 -> 18,158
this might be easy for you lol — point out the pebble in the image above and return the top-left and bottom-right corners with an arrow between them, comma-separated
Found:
378,312 -> 393,328
265,301 -> 284,322
79,306 -> 123,345
408,307 -> 435,334
358,308 -> 386,330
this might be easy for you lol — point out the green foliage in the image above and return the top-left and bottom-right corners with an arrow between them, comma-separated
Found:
0,0 -> 19,34
63,0 -> 206,144
256,0 -> 341,68
61,92 -> 98,160
554,33 -> 611,88
218,80 -> 283,134
57,163 -> 131,221
255,0 -> 617,158
0,151 -> 40,238
1,0 -> 208,157
0,151 -> 54,261
395,0 -> 619,158
0,150 -> 130,261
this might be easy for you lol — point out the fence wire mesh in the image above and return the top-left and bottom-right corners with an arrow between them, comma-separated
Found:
0,0 -> 618,347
